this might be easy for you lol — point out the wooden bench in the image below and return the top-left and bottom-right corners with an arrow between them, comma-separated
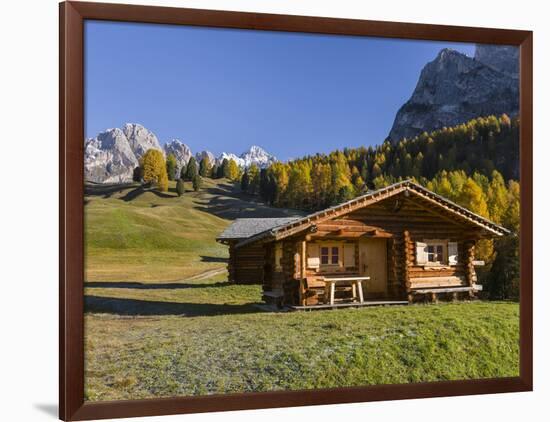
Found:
303,275 -> 370,305
409,284 -> 482,302
321,276 -> 371,305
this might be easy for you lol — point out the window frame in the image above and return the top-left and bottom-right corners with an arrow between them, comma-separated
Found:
424,240 -> 448,266
318,242 -> 342,269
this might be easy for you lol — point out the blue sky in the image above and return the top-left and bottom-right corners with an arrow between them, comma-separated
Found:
84,21 -> 475,161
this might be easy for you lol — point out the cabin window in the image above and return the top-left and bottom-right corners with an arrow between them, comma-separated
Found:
417,239 -> 455,266
319,244 -> 341,267
427,244 -> 444,263
331,247 -> 339,264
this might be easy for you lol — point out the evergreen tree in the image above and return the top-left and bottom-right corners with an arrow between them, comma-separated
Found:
217,159 -> 227,179
179,163 -> 187,180
240,170 -> 250,192
166,153 -> 178,181
186,157 -> 198,180
176,178 -> 185,196
192,174 -> 202,192
210,164 -> 219,179
132,166 -> 143,182
259,169 -> 269,201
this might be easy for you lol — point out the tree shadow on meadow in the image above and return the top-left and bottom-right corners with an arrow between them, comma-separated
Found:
84,281 -> 230,290
195,194 -> 304,220
84,295 -> 261,317
200,255 -> 228,263
85,182 -> 137,199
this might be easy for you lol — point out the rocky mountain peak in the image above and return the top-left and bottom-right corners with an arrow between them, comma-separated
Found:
164,139 -> 193,175
122,123 -> 163,159
474,44 -> 519,78
195,150 -> 216,165
388,46 -> 519,142
85,123 -> 279,182
84,128 -> 138,183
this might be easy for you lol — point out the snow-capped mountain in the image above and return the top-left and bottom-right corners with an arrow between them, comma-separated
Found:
84,123 -> 278,183
217,152 -> 245,168
217,146 -> 277,169
239,145 -> 277,168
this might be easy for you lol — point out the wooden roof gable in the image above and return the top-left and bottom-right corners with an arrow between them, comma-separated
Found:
234,180 -> 510,248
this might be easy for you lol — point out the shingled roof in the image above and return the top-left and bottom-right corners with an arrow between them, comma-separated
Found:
217,217 -> 301,241
218,180 -> 510,248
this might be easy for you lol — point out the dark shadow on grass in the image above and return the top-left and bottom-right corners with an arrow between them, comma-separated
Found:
85,295 -> 261,317
120,186 -> 146,201
85,182 -> 137,198
150,190 -> 177,199
200,255 -> 228,263
85,281 -> 231,289
195,194 -> 304,220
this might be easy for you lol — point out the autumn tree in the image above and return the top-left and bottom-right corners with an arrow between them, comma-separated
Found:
287,161 -> 313,208
223,159 -> 240,181
487,170 -> 508,224
268,162 -> 289,206
311,162 -> 332,208
247,164 -> 261,195
141,149 -> 168,192
199,156 -> 211,177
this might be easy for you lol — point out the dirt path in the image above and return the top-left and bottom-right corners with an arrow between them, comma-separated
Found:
185,267 -> 227,281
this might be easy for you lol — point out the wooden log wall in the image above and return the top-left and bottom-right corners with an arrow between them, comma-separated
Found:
281,240 -> 299,305
464,240 -> 477,286
229,242 -> 265,285
403,230 -> 413,295
339,194 -> 480,297
251,192 -> 484,304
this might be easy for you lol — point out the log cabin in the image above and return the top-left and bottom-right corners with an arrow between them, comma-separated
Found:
217,180 -> 510,308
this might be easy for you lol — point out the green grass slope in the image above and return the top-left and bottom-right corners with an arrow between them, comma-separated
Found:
84,178 -> 301,282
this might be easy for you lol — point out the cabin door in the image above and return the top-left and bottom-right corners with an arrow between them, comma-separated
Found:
359,239 -> 387,295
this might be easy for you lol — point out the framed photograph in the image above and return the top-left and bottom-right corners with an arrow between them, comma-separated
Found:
60,1 -> 532,420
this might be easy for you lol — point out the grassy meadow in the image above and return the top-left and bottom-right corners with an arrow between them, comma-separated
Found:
84,179 -> 520,402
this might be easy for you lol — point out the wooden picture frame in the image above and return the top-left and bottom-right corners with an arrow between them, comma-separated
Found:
59,1 -> 533,420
